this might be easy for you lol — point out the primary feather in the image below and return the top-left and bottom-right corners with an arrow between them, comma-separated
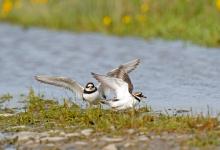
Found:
102,58 -> 140,94
107,58 -> 140,76
35,75 -> 84,98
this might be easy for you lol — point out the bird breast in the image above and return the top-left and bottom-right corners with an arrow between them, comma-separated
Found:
82,91 -> 100,102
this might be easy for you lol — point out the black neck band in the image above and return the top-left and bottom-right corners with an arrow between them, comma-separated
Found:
134,96 -> 141,102
83,87 -> 97,94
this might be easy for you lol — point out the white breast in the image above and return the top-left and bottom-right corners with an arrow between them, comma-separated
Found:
109,94 -> 138,110
83,91 -> 100,104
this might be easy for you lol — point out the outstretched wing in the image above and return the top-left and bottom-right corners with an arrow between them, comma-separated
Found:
91,73 -> 129,99
35,75 -> 84,99
110,66 -> 133,93
106,59 -> 140,93
97,83 -> 110,99
107,58 -> 140,76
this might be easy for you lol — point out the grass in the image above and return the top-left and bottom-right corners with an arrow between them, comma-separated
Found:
0,0 -> 220,47
0,89 -> 220,147
0,93 -> 13,103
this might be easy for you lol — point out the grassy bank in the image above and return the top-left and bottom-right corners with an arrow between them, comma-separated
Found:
0,0 -> 220,47
0,90 -> 220,148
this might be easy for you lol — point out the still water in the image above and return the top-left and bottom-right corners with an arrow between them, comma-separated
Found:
0,24 -> 220,114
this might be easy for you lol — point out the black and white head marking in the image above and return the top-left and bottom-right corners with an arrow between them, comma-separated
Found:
84,82 -> 97,94
133,92 -> 147,102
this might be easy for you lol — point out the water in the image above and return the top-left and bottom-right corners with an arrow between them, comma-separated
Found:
0,23 -> 220,114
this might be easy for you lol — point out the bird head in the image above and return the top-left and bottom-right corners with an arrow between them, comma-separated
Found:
133,92 -> 147,101
85,82 -> 96,92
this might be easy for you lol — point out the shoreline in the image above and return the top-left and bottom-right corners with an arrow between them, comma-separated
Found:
1,90 -> 220,149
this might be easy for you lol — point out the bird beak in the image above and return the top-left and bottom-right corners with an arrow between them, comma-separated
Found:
142,95 -> 147,99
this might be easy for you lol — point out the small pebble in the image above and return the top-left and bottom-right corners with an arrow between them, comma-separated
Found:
41,136 -> 67,142
73,141 -> 87,145
60,143 -> 77,150
66,132 -> 81,138
103,144 -> 118,150
124,142 -> 134,148
101,136 -> 124,142
138,135 -> 149,141
81,128 -> 93,136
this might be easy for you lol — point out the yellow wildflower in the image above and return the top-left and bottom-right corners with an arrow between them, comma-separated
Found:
103,16 -> 112,27
122,15 -> 132,25
1,0 -> 13,16
216,0 -> 220,11
140,3 -> 149,13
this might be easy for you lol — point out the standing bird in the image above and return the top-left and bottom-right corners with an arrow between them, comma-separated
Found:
91,69 -> 146,110
35,59 -> 140,106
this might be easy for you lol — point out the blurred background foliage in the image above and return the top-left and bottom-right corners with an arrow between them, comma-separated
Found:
0,0 -> 220,47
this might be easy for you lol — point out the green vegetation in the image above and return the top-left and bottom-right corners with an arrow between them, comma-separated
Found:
0,93 -> 13,113
0,93 -> 13,102
0,89 -> 220,147
0,0 -> 220,47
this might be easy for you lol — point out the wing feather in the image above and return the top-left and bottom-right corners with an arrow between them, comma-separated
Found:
91,72 -> 129,99
35,75 -> 84,98
107,58 -> 140,76
112,66 -> 133,93
105,59 -> 140,93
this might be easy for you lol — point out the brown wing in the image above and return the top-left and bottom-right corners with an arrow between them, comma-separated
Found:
107,58 -> 140,76
99,59 -> 140,96
108,66 -> 133,93
106,59 -> 140,93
